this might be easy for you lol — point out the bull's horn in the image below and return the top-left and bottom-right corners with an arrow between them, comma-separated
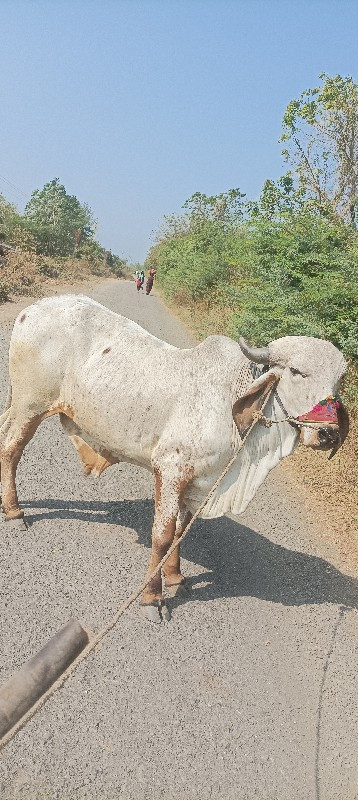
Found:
238,337 -> 270,364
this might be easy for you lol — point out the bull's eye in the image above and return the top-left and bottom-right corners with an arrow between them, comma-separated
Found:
290,367 -> 301,376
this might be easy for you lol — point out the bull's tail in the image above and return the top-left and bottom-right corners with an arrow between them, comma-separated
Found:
3,384 -> 12,414
0,384 -> 12,480
0,384 -> 12,427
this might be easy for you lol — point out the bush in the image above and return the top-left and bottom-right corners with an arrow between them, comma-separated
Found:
110,255 -> 128,277
5,251 -> 39,294
38,259 -> 60,279
0,281 -> 11,302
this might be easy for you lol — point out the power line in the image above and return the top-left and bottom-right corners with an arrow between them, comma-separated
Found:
0,172 -> 29,203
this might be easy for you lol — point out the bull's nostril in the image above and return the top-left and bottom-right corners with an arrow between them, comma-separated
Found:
319,427 -> 339,445
319,429 -> 329,445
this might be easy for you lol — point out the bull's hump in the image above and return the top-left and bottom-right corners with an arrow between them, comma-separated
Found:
192,335 -> 244,372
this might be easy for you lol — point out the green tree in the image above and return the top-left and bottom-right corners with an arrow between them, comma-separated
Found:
24,178 -> 95,256
183,188 -> 246,230
227,210 -> 358,359
280,73 -> 358,223
248,174 -> 305,220
0,195 -> 36,251
149,189 -> 247,301
0,195 -> 21,243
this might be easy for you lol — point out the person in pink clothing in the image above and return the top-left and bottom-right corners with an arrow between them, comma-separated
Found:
145,268 -> 157,295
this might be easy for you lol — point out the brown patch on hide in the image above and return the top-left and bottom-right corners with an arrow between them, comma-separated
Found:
232,372 -> 278,438
20,314 -> 26,322
153,466 -> 163,507
46,403 -> 117,476
72,436 -> 118,477
175,464 -> 194,501
102,347 -> 111,354
45,402 -> 75,420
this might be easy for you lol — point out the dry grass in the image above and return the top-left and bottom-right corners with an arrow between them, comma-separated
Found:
0,250 -> 115,302
287,415 -> 358,574
164,292 -> 232,340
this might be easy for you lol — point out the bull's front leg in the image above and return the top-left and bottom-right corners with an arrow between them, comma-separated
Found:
141,466 -> 192,623
163,509 -> 192,597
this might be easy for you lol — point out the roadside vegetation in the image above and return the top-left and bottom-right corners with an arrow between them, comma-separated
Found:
147,74 -> 358,549
0,177 -> 128,300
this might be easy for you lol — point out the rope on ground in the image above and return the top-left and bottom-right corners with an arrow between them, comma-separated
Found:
0,388 -> 277,750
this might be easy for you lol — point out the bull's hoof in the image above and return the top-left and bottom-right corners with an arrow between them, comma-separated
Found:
165,579 -> 189,598
3,507 -> 24,519
4,516 -> 28,530
140,601 -> 171,624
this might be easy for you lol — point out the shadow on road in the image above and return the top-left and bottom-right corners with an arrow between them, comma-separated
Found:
23,497 -> 358,610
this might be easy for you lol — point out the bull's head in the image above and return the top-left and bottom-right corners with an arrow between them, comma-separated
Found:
235,336 -> 349,457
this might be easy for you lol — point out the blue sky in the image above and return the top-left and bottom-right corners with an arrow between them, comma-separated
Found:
1,0 -> 357,262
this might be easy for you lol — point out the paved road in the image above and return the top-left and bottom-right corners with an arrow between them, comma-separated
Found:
0,280 -> 357,800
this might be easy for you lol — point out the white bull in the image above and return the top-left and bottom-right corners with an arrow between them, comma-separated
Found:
0,295 -> 348,621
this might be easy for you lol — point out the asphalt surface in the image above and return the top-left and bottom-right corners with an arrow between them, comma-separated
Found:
0,279 -> 357,800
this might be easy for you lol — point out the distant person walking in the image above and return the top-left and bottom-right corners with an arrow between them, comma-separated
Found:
145,267 -> 156,295
135,269 -> 145,291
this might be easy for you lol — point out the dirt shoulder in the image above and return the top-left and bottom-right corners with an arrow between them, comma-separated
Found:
0,275 -> 120,327
282,430 -> 358,577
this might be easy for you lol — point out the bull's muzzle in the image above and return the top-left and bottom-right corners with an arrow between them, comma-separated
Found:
299,423 -> 340,450
295,396 -> 348,457
318,426 -> 341,448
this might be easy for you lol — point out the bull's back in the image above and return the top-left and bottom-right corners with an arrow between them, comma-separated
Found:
8,296 -> 182,457
11,294 -> 173,354
10,294 -> 175,379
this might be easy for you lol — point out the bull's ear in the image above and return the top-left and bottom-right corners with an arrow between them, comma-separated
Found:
328,401 -> 350,459
232,371 -> 279,438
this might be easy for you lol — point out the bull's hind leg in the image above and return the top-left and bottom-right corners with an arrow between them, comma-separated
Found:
0,410 -> 42,521
59,414 -> 117,477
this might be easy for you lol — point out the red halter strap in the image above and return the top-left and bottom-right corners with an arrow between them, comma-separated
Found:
297,397 -> 340,425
